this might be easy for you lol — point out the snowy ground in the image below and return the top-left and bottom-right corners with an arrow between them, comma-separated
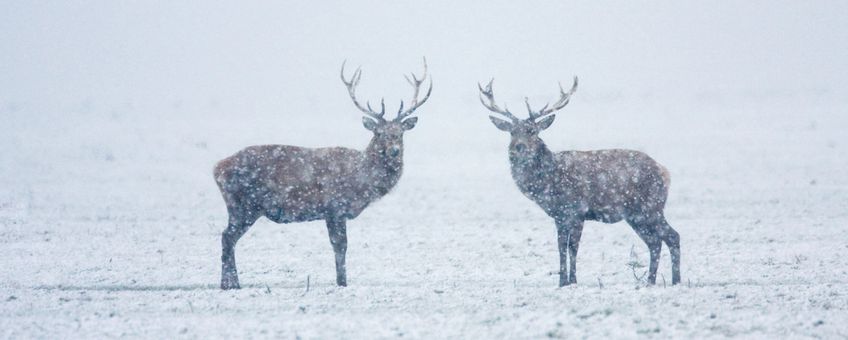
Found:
1,91 -> 847,338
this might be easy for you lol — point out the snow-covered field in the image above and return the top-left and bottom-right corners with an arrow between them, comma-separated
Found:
2,92 -> 847,338
3,2 -> 848,339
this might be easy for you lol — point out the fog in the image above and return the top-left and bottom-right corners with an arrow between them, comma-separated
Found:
3,3 -> 848,338
2,1 -> 846,115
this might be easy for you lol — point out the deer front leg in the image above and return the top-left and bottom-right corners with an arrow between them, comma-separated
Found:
567,222 -> 584,284
221,210 -> 258,290
326,218 -> 348,287
555,217 -> 583,287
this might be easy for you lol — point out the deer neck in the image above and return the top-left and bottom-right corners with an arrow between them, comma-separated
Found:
510,141 -> 556,201
361,137 -> 404,197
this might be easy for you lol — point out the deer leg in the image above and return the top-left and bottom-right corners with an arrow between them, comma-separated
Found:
627,219 -> 662,285
221,210 -> 259,290
658,216 -> 681,285
556,217 -> 582,287
326,218 -> 348,287
567,223 -> 584,284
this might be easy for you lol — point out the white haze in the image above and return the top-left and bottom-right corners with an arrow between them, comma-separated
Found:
1,1 -> 848,338
2,1 -> 846,112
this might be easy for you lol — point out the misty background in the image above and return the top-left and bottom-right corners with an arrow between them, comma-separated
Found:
2,2 -> 848,337
2,1 -> 846,115
2,0 -> 847,230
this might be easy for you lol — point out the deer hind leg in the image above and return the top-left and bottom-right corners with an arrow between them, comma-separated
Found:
556,218 -> 584,287
658,215 -> 681,284
627,217 -> 662,285
221,208 -> 259,290
326,218 -> 348,287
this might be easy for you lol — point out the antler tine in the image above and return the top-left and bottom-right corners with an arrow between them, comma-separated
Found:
396,99 -> 404,116
403,56 -> 428,86
340,61 -> 386,121
366,98 -> 386,117
340,60 -> 351,85
478,78 -> 519,123
395,57 -> 432,121
396,80 -> 432,120
530,76 -> 579,121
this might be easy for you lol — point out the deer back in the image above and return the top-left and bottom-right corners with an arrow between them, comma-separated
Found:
548,149 -> 669,222
215,144 -> 381,222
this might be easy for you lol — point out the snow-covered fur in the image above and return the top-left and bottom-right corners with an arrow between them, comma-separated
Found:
482,82 -> 681,287
214,61 -> 430,290
214,119 -> 416,290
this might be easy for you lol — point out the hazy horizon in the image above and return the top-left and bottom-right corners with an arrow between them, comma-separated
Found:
2,1 -> 846,115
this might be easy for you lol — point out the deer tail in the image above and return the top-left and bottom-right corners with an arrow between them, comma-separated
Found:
658,164 -> 671,189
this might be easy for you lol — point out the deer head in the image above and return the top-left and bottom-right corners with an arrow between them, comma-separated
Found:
478,77 -> 577,164
341,58 -> 432,160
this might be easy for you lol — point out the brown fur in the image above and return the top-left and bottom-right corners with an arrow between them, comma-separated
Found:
214,142 -> 401,223
480,79 -> 681,286
216,60 -> 430,289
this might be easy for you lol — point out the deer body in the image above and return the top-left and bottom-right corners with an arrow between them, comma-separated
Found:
479,77 -> 680,287
511,148 -> 670,224
216,60 -> 430,289
215,142 -> 402,224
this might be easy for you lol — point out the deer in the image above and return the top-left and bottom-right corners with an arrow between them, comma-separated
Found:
214,59 -> 431,289
477,77 -> 681,287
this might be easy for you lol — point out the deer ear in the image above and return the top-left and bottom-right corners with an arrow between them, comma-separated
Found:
489,116 -> 513,132
401,117 -> 418,130
362,117 -> 379,131
536,115 -> 556,130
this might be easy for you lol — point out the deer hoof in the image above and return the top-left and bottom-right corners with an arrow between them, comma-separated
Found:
221,277 -> 241,290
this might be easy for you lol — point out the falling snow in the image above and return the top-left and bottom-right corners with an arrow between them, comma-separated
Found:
2,2 -> 848,338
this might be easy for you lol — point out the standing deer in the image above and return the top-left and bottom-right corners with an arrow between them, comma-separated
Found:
477,77 -> 680,286
214,60 -> 431,289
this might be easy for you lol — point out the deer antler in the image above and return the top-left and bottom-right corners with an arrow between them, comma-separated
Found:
478,79 -> 519,123
341,61 -> 386,121
527,76 -> 578,121
395,57 -> 433,121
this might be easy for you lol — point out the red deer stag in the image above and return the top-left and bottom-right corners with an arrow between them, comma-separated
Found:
214,59 -> 432,289
478,77 -> 680,286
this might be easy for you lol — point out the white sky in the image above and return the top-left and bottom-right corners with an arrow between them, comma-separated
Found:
1,1 -> 846,113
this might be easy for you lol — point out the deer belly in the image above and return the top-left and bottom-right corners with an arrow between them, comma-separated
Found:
325,193 -> 373,220
264,204 -> 326,223
584,206 -> 625,223
263,189 -> 327,223
263,207 -> 322,223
